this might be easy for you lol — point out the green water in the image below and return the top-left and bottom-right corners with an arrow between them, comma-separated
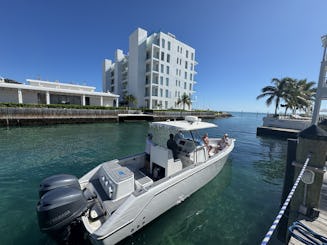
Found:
0,113 -> 287,244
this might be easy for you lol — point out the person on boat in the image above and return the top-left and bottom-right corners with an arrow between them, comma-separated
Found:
216,133 -> 230,152
220,133 -> 230,148
145,133 -> 153,161
167,133 -> 179,159
202,133 -> 213,152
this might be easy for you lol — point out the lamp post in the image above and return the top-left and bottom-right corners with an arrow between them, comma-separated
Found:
311,35 -> 327,125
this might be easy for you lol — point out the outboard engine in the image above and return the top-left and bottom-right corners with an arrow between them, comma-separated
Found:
38,174 -> 80,198
37,174 -> 97,243
36,186 -> 88,243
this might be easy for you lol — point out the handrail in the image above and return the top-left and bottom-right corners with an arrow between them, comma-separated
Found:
261,154 -> 312,245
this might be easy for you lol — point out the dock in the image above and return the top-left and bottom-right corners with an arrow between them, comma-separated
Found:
257,126 -> 300,138
288,171 -> 327,244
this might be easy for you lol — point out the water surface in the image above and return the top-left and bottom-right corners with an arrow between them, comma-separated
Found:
0,112 -> 286,244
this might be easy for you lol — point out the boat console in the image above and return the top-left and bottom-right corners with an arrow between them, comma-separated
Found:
98,162 -> 134,201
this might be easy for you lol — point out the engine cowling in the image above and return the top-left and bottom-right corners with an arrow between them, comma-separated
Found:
36,186 -> 88,243
38,174 -> 80,198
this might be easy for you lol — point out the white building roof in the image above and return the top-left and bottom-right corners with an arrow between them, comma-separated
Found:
27,79 -> 96,92
0,79 -> 119,98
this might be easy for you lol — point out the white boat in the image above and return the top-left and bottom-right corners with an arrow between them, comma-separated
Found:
36,116 -> 235,244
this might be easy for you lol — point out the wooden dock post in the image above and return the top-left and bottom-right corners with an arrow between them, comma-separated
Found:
286,125 -> 327,240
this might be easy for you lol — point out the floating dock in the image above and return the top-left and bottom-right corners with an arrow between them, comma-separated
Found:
256,126 -> 300,138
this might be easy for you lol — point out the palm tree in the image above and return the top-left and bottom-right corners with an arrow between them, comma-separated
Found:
177,93 -> 192,110
124,94 -> 137,109
256,77 -> 291,116
283,79 -> 316,114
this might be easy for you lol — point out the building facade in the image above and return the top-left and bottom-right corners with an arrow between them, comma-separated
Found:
0,78 -> 119,107
103,28 -> 197,110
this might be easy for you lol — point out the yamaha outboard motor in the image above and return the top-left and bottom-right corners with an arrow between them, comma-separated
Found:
38,174 -> 80,198
36,174 -> 97,243
36,186 -> 88,243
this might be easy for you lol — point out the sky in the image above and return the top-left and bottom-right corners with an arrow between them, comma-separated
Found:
1,0 -> 326,113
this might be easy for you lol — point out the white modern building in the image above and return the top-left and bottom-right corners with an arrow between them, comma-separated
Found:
103,28 -> 197,110
0,78 -> 119,107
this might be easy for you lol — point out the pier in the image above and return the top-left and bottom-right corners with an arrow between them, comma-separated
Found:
257,126 -> 299,138
288,172 -> 327,244
261,125 -> 327,244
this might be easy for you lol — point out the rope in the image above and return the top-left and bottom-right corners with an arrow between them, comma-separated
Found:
261,154 -> 312,245
288,221 -> 327,245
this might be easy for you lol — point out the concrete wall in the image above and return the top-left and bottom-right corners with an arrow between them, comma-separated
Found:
263,117 -> 311,130
0,87 -> 19,103
129,28 -> 148,108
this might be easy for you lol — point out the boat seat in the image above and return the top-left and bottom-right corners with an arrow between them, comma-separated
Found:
134,170 -> 153,189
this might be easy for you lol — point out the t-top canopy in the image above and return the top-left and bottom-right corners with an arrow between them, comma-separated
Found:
149,117 -> 217,147
151,116 -> 217,131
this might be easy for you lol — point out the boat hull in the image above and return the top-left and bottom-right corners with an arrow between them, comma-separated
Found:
88,141 -> 234,244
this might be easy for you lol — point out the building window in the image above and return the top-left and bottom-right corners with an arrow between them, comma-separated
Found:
179,70 -> 181,76
153,76 -> 158,84
165,101 -> 168,109
177,46 -> 179,52
166,78 -> 169,86
184,71 -> 187,79
152,87 -> 158,96
145,88 -> 149,96
175,91 -> 177,97
161,39 -> 165,48
160,88 -> 163,97
160,76 -> 163,85
185,61 -> 188,69
166,66 -> 170,75
180,47 -> 182,54
191,52 -> 194,60
184,82 -> 187,89
176,58 -> 179,64
161,52 -> 164,61
179,59 -> 182,65
176,69 -> 178,75
165,89 -> 169,98
189,83 -> 192,90
190,73 -> 193,81
167,54 -> 170,63
50,94 -> 81,105
186,50 -> 189,58
161,64 -> 164,73
190,63 -> 193,71
178,80 -> 181,87
168,41 -> 171,50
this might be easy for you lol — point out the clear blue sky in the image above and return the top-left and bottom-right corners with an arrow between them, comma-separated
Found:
1,0 -> 326,112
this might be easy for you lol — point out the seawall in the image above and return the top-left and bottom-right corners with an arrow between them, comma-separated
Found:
0,107 -> 231,126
